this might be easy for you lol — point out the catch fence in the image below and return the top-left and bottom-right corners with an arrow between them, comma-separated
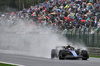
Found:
65,27 -> 100,48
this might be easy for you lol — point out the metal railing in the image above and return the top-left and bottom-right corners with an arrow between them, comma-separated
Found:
64,27 -> 100,48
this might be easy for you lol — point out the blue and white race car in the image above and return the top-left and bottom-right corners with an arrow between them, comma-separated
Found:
51,45 -> 89,60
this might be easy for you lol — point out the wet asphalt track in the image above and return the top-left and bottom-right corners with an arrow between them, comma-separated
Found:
0,53 -> 100,66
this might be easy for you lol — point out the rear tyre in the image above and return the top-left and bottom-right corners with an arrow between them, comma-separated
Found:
51,49 -> 57,59
59,50 -> 65,60
81,50 -> 89,60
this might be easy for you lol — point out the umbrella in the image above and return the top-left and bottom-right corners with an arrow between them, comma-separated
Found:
46,5 -> 49,8
64,17 -> 71,22
32,14 -> 35,16
79,17 -> 82,20
87,3 -> 92,5
81,20 -> 86,22
51,12 -> 56,14
56,9 -> 62,12
11,12 -> 15,15
64,5 -> 69,9
64,17 -> 69,20
1,14 -> 5,17
38,17 -> 42,20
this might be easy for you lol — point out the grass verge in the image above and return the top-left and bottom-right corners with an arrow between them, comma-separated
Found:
89,55 -> 100,58
0,63 -> 17,66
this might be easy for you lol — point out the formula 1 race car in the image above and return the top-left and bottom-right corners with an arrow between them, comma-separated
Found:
51,45 -> 89,60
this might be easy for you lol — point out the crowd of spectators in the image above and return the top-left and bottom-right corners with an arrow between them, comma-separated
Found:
0,0 -> 100,30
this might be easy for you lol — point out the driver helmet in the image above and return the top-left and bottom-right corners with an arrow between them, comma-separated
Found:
67,44 -> 71,47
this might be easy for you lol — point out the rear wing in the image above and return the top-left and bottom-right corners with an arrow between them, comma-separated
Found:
56,46 -> 75,50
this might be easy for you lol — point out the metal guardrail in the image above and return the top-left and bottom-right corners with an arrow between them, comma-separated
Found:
87,47 -> 100,56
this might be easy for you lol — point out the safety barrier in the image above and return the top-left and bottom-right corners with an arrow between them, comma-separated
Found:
87,47 -> 100,56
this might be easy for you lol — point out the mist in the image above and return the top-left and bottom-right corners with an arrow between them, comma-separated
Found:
0,16 -> 87,58
0,18 -> 69,58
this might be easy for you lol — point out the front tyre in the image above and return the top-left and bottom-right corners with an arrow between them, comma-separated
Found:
59,50 -> 65,60
81,50 -> 89,60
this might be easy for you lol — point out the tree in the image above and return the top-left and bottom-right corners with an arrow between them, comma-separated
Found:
0,0 -> 47,11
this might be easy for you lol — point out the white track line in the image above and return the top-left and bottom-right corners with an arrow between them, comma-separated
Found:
0,61 -> 25,66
